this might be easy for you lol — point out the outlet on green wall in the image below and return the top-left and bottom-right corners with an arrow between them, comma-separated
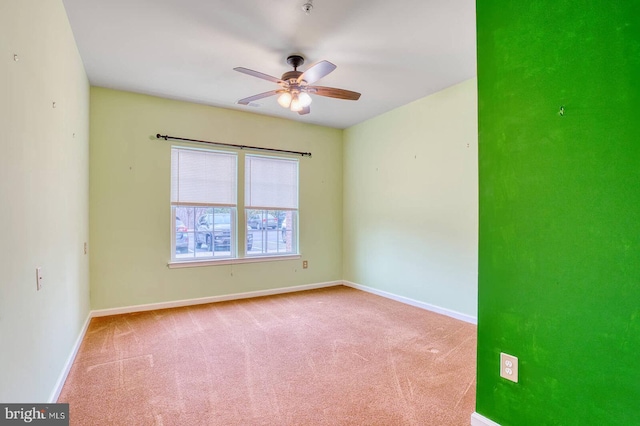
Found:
477,1 -> 640,425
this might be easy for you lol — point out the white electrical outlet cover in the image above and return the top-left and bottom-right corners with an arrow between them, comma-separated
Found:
500,352 -> 518,383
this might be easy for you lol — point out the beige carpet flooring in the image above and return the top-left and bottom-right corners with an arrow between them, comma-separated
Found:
58,286 -> 476,425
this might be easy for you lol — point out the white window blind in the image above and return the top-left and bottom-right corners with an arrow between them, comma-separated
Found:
171,148 -> 237,206
245,155 -> 299,209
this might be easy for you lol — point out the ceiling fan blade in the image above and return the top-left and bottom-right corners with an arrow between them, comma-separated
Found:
298,106 -> 311,115
237,90 -> 281,105
234,67 -> 283,84
308,86 -> 361,101
297,60 -> 336,84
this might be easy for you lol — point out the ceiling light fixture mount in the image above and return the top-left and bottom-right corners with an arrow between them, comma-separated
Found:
301,0 -> 313,15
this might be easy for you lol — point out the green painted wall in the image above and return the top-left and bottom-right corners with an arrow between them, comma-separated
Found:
343,79 -> 478,318
0,0 -> 90,401
90,88 -> 343,309
476,1 -> 640,424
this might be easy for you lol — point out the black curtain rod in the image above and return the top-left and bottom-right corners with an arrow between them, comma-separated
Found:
156,134 -> 312,157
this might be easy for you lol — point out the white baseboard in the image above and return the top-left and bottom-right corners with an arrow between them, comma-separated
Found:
343,281 -> 477,324
471,412 -> 501,426
91,281 -> 342,317
48,313 -> 92,403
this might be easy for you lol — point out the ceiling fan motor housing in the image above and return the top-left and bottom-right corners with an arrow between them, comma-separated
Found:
282,70 -> 303,83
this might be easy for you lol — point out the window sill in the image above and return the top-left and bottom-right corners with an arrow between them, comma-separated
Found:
168,254 -> 301,269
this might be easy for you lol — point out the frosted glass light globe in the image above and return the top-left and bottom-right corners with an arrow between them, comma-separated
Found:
298,92 -> 312,107
277,92 -> 292,108
290,95 -> 303,112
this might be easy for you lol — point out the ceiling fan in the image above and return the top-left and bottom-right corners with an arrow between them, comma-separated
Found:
234,55 -> 361,115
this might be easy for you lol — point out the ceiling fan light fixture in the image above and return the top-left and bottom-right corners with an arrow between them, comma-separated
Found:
277,92 -> 292,108
298,92 -> 312,107
235,54 -> 361,115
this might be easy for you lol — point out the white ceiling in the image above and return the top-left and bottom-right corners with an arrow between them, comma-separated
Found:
62,0 -> 476,129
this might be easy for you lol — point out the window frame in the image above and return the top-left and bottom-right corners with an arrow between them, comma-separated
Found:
169,147 -> 301,268
170,147 -> 238,263
244,154 -> 300,258
245,208 -> 298,257
171,206 -> 238,262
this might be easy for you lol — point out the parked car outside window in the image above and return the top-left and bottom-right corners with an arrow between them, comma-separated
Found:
247,213 -> 278,229
175,217 -> 189,253
196,213 -> 253,251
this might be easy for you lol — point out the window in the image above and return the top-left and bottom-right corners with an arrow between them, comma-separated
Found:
171,148 -> 237,261
170,148 -> 299,264
245,155 -> 298,256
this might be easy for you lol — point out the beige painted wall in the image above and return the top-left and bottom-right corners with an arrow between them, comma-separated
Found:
0,0 -> 90,401
90,88 -> 343,309
343,79 -> 478,317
